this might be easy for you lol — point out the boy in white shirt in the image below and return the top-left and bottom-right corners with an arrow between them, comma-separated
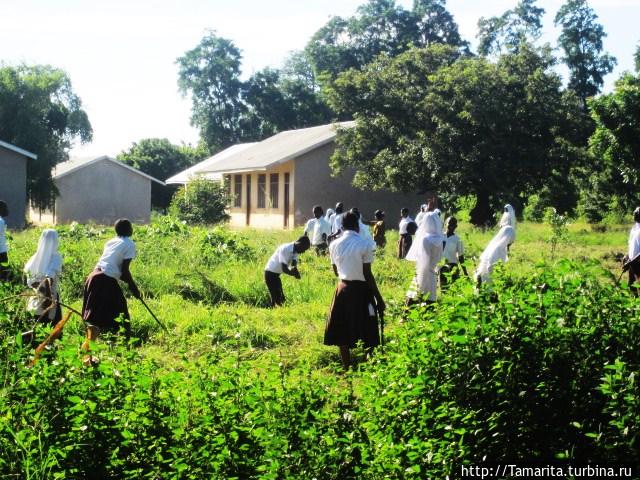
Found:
439,216 -> 467,288
304,205 -> 332,255
398,207 -> 416,259
0,201 -> 8,280
264,236 -> 311,306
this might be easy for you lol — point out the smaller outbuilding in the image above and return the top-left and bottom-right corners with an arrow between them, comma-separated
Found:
30,155 -> 164,225
0,139 -> 37,228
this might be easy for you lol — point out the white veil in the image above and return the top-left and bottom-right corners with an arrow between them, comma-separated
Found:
475,222 -> 516,283
24,229 -> 62,284
325,208 -> 334,222
406,211 -> 443,262
499,204 -> 516,230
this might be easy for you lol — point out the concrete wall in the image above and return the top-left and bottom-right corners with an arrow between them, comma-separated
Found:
227,161 -> 295,229
0,147 -> 28,228
293,142 -> 425,228
41,159 -> 152,225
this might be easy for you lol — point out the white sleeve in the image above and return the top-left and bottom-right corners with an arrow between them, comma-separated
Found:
458,238 -> 464,256
124,240 -> 136,260
362,244 -> 374,264
304,220 -> 313,235
278,245 -> 291,266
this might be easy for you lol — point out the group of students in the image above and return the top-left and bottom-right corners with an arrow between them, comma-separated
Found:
4,195 -> 640,370
0,202 -> 140,351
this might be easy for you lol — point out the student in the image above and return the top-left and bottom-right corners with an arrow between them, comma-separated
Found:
324,212 -> 385,369
82,219 -> 141,342
24,229 -> 63,327
264,236 -> 310,306
370,210 -> 387,249
406,205 -> 444,305
0,201 -> 9,280
330,202 -> 345,235
304,205 -> 332,255
397,208 -> 415,259
623,207 -> 640,295
439,217 -> 467,287
324,208 -> 335,224
349,207 -> 375,248
475,204 -> 517,287
415,204 -> 427,226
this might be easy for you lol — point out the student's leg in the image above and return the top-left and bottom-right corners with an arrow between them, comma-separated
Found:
0,251 -> 8,280
339,345 -> 350,370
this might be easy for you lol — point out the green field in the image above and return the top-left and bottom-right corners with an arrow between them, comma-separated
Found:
1,217 -> 638,479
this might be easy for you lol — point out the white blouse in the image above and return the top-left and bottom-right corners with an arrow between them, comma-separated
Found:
329,230 -> 374,281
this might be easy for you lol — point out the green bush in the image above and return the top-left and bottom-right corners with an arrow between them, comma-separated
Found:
168,178 -> 230,225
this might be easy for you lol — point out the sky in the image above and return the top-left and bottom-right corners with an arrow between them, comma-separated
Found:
1,0 -> 638,159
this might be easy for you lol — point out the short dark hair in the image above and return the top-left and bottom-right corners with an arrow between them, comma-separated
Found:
401,207 -> 409,216
115,218 -> 133,237
313,205 -> 323,216
335,202 -> 344,214
349,207 -> 360,219
295,235 -> 311,250
342,212 -> 359,231
374,209 -> 384,220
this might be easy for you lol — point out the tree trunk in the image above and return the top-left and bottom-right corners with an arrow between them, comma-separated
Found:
470,191 -> 493,227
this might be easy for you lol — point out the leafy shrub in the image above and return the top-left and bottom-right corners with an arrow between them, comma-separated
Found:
168,178 -> 229,225
523,193 -> 546,222
57,222 -> 106,240
142,215 -> 190,237
200,227 -> 254,264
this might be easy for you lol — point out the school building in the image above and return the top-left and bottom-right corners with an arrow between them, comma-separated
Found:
30,155 -> 164,225
0,139 -> 37,228
170,122 -> 424,228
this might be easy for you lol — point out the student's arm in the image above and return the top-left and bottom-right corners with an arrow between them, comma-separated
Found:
363,263 -> 385,314
121,259 -> 141,298
332,264 -> 339,277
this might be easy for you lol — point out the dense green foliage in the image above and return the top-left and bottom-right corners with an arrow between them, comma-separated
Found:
168,178 -> 230,225
0,220 -> 638,478
0,64 -> 92,209
555,0 -> 617,106
117,138 -> 209,209
327,44 -> 585,225
176,32 -> 332,151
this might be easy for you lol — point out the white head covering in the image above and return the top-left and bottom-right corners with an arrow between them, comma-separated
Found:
499,204 -> 516,229
475,225 -> 516,283
325,208 -> 335,222
406,211 -> 444,262
24,229 -> 62,284
629,223 -> 640,259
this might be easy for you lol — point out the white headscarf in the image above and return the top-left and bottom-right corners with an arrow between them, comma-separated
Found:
499,204 -> 516,229
629,222 -> 640,259
475,225 -> 516,283
406,211 -> 444,262
325,208 -> 335,222
24,229 -> 62,285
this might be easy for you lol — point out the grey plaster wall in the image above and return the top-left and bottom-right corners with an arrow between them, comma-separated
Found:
0,148 -> 28,228
293,142 -> 425,228
54,160 -> 152,225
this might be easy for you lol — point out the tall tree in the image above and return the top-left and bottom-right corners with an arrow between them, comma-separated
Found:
477,0 -> 545,56
327,44 -> 583,225
177,31 -> 246,151
0,64 -> 92,210
554,0 -> 616,106
583,71 -> 640,220
118,138 -> 209,209
306,0 -> 467,80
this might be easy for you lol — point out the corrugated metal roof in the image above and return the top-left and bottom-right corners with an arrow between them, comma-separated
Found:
53,155 -> 165,185
165,143 -> 256,185
0,139 -> 37,159
200,121 -> 355,174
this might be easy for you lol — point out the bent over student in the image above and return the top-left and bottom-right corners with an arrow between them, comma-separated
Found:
264,236 -> 310,306
324,212 -> 385,370
24,229 -> 63,327
82,219 -> 141,341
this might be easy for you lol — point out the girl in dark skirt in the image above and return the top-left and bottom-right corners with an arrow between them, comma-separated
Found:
324,212 -> 385,369
82,219 -> 141,343
397,207 -> 416,259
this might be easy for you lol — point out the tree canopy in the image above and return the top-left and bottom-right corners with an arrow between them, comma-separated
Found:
554,0 -> 616,106
305,0 -> 467,80
327,44 -> 584,225
0,64 -> 92,210
117,138 -> 208,209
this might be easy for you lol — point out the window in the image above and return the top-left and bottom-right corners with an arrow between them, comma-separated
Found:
224,175 -> 231,197
234,174 -> 242,208
269,173 -> 279,208
257,174 -> 266,208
